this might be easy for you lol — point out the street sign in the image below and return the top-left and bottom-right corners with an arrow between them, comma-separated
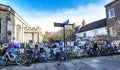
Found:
54,23 -> 64,27
54,19 -> 70,27
54,19 -> 73,48
64,19 -> 69,25
67,24 -> 73,25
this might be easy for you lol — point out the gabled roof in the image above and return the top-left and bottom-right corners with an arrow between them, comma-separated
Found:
105,0 -> 118,7
79,18 -> 107,33
75,25 -> 81,33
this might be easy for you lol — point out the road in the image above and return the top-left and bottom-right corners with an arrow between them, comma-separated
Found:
1,55 -> 120,70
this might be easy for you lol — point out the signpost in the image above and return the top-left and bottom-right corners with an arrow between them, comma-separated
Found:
54,23 -> 64,27
54,19 -> 73,48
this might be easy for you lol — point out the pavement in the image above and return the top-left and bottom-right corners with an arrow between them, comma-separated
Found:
1,55 -> 120,70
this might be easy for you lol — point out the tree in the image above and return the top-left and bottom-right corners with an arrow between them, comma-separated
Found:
42,23 -> 76,44
43,30 -> 63,44
43,31 -> 52,43
65,23 -> 76,41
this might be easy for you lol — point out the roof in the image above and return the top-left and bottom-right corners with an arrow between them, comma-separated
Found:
105,0 -> 118,7
75,25 -> 81,33
79,18 -> 107,33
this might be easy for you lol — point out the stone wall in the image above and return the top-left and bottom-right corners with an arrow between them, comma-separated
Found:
0,4 -> 30,42
0,9 -> 15,42
105,0 -> 120,40
24,26 -> 42,43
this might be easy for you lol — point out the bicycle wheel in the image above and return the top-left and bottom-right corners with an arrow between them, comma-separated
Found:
16,54 -> 27,65
0,56 -> 7,69
38,53 -> 46,62
24,55 -> 32,66
57,56 -> 64,65
39,56 -> 43,62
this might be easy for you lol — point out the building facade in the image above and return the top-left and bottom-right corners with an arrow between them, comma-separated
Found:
0,4 -> 42,43
76,0 -> 120,43
105,0 -> 120,40
24,26 -> 42,43
75,19 -> 107,42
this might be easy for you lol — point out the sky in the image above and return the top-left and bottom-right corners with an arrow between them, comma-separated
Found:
0,0 -> 113,34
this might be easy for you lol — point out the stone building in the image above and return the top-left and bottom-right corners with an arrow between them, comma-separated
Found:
0,4 -> 42,43
24,26 -> 42,43
0,4 -> 30,42
105,0 -> 120,40
75,0 -> 120,42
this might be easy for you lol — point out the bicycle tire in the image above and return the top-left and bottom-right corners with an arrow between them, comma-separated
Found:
16,54 -> 27,65
0,56 -> 7,69
24,55 -> 32,66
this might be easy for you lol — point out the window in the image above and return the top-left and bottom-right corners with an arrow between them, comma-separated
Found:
108,8 -> 115,18
83,33 -> 86,37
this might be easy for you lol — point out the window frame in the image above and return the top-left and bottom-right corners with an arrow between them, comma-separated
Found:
108,8 -> 115,19
83,33 -> 86,37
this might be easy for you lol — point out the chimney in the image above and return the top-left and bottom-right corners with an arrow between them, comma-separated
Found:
38,25 -> 39,28
82,20 -> 86,27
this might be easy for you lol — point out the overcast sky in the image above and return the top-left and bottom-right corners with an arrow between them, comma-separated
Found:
0,0 -> 113,34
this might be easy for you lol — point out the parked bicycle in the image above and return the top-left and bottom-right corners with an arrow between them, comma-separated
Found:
0,48 -> 27,69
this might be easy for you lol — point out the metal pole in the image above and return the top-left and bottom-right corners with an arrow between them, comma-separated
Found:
63,25 -> 65,48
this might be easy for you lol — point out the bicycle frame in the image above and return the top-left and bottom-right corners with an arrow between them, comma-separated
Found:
3,52 -> 17,61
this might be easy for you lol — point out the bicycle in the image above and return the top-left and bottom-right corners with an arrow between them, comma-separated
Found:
24,48 -> 34,66
57,51 -> 67,65
0,48 -> 27,69
39,52 -> 49,62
